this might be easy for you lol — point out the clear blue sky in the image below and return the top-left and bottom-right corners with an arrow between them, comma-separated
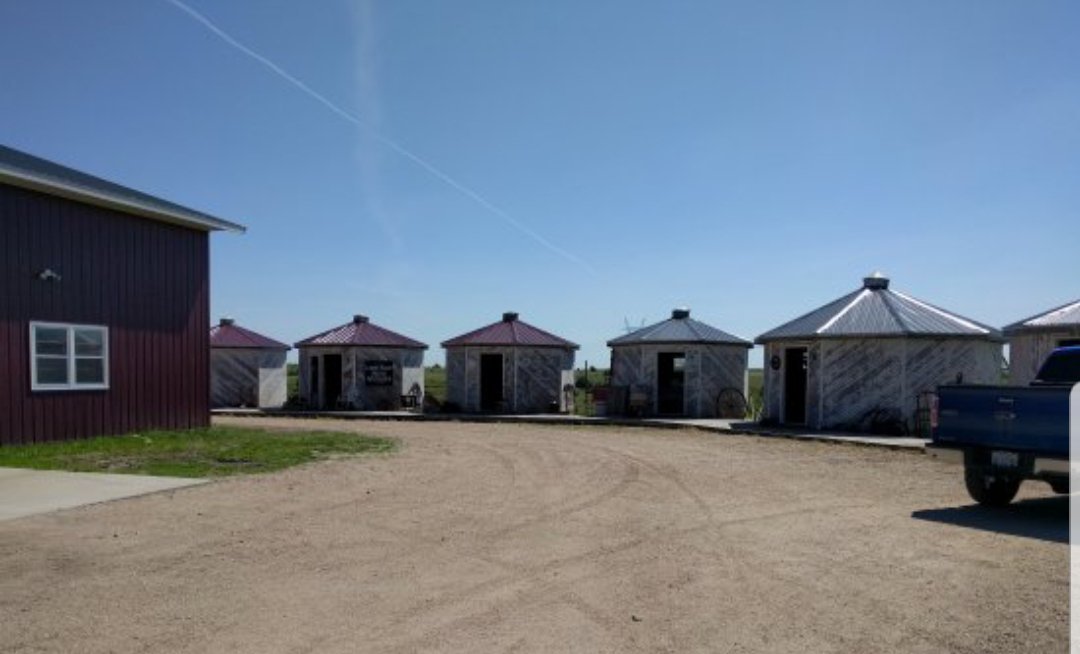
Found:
3,1 -> 1077,367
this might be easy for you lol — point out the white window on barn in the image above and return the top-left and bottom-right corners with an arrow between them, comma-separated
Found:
30,322 -> 109,391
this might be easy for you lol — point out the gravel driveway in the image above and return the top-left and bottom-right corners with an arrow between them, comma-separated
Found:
0,417 -> 1067,653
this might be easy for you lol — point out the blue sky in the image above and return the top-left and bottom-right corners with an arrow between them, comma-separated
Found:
2,1 -> 1077,367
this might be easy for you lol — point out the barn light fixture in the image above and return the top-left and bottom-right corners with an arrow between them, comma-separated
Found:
37,268 -> 61,282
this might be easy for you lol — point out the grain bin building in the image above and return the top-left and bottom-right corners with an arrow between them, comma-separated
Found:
295,315 -> 426,410
608,308 -> 752,417
755,274 -> 1003,433
443,312 -> 577,413
1003,299 -> 1080,386
209,318 -> 289,409
0,144 -> 244,445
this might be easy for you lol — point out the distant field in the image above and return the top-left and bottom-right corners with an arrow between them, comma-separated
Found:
425,366 -> 447,404
748,368 -> 763,417
287,363 -> 299,399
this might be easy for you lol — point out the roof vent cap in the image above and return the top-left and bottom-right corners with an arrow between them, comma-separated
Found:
863,272 -> 890,290
219,317 -> 235,327
672,307 -> 691,320
353,314 -> 369,324
502,312 -> 519,322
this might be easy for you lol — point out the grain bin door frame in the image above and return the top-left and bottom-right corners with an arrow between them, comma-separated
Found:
480,353 -> 504,412
782,345 -> 809,426
309,355 -> 320,408
323,354 -> 343,409
657,351 -> 687,416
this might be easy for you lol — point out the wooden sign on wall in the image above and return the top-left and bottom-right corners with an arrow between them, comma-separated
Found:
364,360 -> 394,386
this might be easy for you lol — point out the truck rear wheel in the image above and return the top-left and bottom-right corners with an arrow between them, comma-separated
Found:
964,467 -> 1021,507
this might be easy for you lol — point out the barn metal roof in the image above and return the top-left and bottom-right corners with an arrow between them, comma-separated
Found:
0,144 -> 245,233
296,315 -> 427,349
442,312 -> 579,349
607,308 -> 752,347
1002,299 -> 1080,335
755,274 -> 1002,343
210,318 -> 290,350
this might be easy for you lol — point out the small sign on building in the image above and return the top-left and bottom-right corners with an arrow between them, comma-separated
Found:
363,360 -> 394,386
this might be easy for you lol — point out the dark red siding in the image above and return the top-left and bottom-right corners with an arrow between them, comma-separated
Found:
0,183 -> 210,445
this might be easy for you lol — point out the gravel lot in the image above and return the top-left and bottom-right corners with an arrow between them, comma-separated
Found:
0,417 -> 1067,653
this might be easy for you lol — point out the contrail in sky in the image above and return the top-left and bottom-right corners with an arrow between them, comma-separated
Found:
164,0 -> 591,272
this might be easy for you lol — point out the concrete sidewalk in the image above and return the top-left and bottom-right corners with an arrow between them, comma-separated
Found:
650,418 -> 928,450
0,468 -> 208,522
213,409 -> 928,451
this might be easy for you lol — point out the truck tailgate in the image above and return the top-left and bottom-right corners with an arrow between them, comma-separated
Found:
934,385 -> 1070,457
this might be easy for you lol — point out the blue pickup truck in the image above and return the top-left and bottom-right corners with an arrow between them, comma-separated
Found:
928,346 -> 1078,506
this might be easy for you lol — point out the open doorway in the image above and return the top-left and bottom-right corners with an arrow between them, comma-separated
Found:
783,347 -> 808,425
480,354 -> 504,412
657,352 -> 686,415
323,354 -> 342,409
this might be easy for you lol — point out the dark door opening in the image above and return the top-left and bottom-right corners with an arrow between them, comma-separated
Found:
783,347 -> 808,425
323,354 -> 343,409
480,354 -> 504,412
309,356 -> 320,406
657,352 -> 686,415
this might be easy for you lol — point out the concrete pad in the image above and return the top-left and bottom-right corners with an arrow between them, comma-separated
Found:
0,468 -> 208,522
655,418 -> 927,450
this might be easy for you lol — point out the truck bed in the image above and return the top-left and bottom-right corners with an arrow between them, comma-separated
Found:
933,384 -> 1070,458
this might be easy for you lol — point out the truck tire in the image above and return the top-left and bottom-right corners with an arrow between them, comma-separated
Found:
964,467 -> 1021,507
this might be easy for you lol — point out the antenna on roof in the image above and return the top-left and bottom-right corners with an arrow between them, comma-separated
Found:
623,317 -> 646,334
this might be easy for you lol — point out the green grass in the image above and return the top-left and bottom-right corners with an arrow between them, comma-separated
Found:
0,426 -> 396,478
425,365 -> 447,404
287,362 -> 299,399
572,368 -> 610,416
747,368 -> 764,420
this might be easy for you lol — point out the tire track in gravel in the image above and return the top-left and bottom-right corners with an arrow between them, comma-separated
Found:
602,446 -> 716,524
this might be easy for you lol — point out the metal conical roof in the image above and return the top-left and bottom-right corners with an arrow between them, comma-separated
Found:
210,318 -> 289,350
755,274 -> 1002,343
607,308 -> 751,347
442,312 -> 578,349
1002,299 -> 1080,335
295,315 -> 427,349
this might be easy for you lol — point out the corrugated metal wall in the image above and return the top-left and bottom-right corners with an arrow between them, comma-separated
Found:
610,344 -> 748,417
210,349 -> 287,408
1008,330 -> 1080,386
0,184 -> 210,445
297,346 -> 424,410
762,337 -> 1001,432
445,346 -> 574,413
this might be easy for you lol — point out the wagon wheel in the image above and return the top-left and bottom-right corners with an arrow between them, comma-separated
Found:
716,387 -> 747,419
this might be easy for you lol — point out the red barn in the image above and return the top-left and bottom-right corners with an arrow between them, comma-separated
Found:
0,145 -> 244,445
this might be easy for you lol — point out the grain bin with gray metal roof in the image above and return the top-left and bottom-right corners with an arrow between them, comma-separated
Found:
442,312 -> 578,413
607,308 -> 752,417
755,273 -> 1004,433
209,318 -> 290,409
1002,299 -> 1080,385
295,314 -> 427,410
